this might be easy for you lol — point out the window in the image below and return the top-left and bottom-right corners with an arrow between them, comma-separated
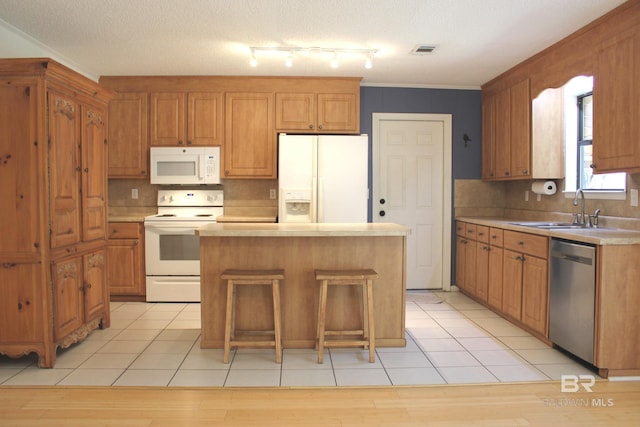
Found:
577,93 -> 625,191
563,76 -> 625,198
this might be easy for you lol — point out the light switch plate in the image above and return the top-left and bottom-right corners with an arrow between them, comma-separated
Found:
270,189 -> 277,200
131,188 -> 139,200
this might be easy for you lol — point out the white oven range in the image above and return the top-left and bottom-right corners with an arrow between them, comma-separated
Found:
144,189 -> 223,302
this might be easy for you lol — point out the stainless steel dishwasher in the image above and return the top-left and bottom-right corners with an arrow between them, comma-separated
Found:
549,238 -> 596,364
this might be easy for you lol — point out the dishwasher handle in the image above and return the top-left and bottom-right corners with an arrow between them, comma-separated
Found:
552,253 -> 593,266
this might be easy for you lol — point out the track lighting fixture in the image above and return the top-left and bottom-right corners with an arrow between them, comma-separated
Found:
248,46 -> 377,69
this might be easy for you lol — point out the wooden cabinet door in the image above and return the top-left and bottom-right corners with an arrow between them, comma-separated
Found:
487,245 -> 503,310
107,239 -> 143,296
494,87 -> 511,178
275,92 -> 316,131
107,92 -> 148,178
455,236 -> 467,291
317,93 -> 358,132
521,255 -> 548,336
475,242 -> 490,302
482,92 -> 497,180
224,92 -> 275,178
83,249 -> 107,322
502,249 -> 523,320
107,222 -> 145,296
464,239 -> 477,296
509,79 -> 531,178
593,30 -> 640,174
0,263 -> 44,343
52,257 -> 84,341
48,92 -> 81,249
0,80 -> 41,258
187,92 -> 223,146
150,92 -> 185,146
81,104 -> 107,242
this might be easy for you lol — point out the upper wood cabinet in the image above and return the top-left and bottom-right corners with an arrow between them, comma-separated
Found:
0,81 -> 40,260
99,76 -> 361,179
482,79 -> 531,180
49,93 -> 108,248
275,92 -> 359,133
592,29 -> 640,174
481,0 -> 640,176
150,91 -> 223,147
107,92 -> 148,179
224,92 -> 275,179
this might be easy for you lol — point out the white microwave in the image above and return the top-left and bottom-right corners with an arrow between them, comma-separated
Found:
150,146 -> 221,185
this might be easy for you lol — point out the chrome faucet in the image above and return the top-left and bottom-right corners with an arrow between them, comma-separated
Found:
573,189 -> 586,225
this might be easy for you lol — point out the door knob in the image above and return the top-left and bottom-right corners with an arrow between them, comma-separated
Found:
379,210 -> 386,217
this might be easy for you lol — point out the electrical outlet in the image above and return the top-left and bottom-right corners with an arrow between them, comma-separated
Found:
524,190 -> 529,202
631,189 -> 639,207
270,189 -> 277,200
131,188 -> 138,200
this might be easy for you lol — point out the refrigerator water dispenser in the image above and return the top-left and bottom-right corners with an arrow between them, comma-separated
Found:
280,189 -> 313,223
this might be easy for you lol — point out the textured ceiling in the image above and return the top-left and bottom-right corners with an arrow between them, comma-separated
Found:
0,0 -> 628,87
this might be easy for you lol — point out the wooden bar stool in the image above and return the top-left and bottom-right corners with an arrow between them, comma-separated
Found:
315,269 -> 378,363
221,269 -> 284,364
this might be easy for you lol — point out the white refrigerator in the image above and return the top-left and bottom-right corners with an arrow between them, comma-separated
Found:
278,134 -> 369,223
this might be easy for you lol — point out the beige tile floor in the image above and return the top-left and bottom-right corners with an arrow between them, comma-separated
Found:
0,291 -> 599,387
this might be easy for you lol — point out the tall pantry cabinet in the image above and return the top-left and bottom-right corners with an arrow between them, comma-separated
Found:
0,59 -> 114,368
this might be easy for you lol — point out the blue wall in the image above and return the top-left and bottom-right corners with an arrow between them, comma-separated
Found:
360,86 -> 482,285
360,86 -> 483,180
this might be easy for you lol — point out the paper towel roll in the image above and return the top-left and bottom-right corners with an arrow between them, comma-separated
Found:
531,181 -> 557,195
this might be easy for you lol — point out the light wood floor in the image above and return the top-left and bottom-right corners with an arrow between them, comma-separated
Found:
1,380 -> 639,426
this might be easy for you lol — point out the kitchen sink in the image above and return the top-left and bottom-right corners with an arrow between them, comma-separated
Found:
510,221 -> 586,229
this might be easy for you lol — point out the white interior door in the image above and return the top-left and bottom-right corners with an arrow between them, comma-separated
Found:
373,113 -> 451,290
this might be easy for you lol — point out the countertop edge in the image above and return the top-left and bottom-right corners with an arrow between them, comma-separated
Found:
197,222 -> 411,237
456,217 -> 640,245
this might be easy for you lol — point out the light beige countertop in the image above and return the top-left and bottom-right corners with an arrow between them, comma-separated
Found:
215,215 -> 277,223
457,217 -> 640,245
197,222 -> 410,237
108,207 -> 156,223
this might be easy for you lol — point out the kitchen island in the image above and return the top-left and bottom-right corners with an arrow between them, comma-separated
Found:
197,223 -> 410,349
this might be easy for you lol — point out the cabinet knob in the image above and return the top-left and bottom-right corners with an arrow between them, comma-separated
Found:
380,198 -> 386,204
505,171 -> 510,176
522,169 -> 529,175
518,241 -> 524,246
590,164 -> 597,169
178,140 -> 184,145
379,210 -> 386,217
318,124 -> 323,130
308,124 -> 314,129
187,140 -> 192,145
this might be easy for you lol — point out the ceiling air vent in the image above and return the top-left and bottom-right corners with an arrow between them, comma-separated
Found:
411,44 -> 437,55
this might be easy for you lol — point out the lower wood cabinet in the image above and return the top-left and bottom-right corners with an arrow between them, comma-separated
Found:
486,228 -> 504,310
0,264 -> 45,344
52,249 -> 109,343
456,222 -> 549,338
107,222 -> 145,298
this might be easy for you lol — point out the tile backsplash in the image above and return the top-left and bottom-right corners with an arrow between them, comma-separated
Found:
455,173 -> 640,230
108,179 -> 278,218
